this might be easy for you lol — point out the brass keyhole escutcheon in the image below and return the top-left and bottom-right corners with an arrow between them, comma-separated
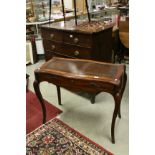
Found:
51,45 -> 56,50
74,37 -> 79,43
74,50 -> 79,56
50,34 -> 54,39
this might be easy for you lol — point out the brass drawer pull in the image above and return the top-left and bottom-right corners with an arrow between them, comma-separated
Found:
74,37 -> 79,43
74,50 -> 79,56
50,34 -> 54,39
69,34 -> 73,38
51,45 -> 56,50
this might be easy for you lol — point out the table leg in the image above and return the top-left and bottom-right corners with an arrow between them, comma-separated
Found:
56,86 -> 62,105
111,72 -> 127,143
118,72 -> 127,118
90,94 -> 96,104
118,106 -> 121,118
33,80 -> 46,124
26,74 -> 29,92
90,92 -> 100,104
111,93 -> 121,144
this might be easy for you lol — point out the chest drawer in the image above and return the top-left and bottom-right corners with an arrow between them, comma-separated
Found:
44,45 -> 92,60
61,44 -> 92,59
41,29 -> 63,42
44,50 -> 71,61
63,32 -> 92,48
43,40 -> 62,52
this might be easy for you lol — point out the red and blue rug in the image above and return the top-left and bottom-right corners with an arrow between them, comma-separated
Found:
26,118 -> 113,155
26,90 -> 62,134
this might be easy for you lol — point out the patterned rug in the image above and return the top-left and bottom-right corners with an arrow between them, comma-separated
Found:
26,90 -> 62,134
26,118 -> 113,155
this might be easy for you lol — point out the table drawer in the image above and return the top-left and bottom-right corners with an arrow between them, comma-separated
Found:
41,29 -> 63,42
63,32 -> 92,48
40,74 -> 114,93
57,78 -> 114,93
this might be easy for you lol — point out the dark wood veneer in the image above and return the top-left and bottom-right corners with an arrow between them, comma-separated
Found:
33,57 -> 127,144
41,20 -> 113,62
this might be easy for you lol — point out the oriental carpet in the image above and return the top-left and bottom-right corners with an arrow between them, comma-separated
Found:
26,118 -> 113,155
26,90 -> 62,134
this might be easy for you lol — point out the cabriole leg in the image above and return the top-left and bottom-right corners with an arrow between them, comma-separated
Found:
111,93 -> 121,144
33,80 -> 46,124
117,72 -> 127,118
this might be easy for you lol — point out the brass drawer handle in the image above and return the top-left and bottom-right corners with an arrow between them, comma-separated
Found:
50,34 -> 54,39
74,37 -> 79,43
74,50 -> 79,56
69,34 -> 73,38
51,45 -> 56,50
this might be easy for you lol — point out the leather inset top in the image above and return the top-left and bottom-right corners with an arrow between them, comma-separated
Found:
39,57 -> 125,85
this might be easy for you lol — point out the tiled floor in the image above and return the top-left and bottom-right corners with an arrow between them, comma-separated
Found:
26,60 -> 129,155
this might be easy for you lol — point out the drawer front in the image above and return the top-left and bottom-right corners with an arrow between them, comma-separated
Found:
61,44 -> 92,59
44,50 -> 55,61
43,40 -> 62,52
62,79 -> 114,93
45,47 -> 92,60
38,73 -> 114,93
41,29 -> 63,42
45,50 -> 73,61
63,32 -> 92,48
43,40 -> 92,59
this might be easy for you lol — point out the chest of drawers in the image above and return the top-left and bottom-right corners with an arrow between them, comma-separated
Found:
41,20 -> 113,62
